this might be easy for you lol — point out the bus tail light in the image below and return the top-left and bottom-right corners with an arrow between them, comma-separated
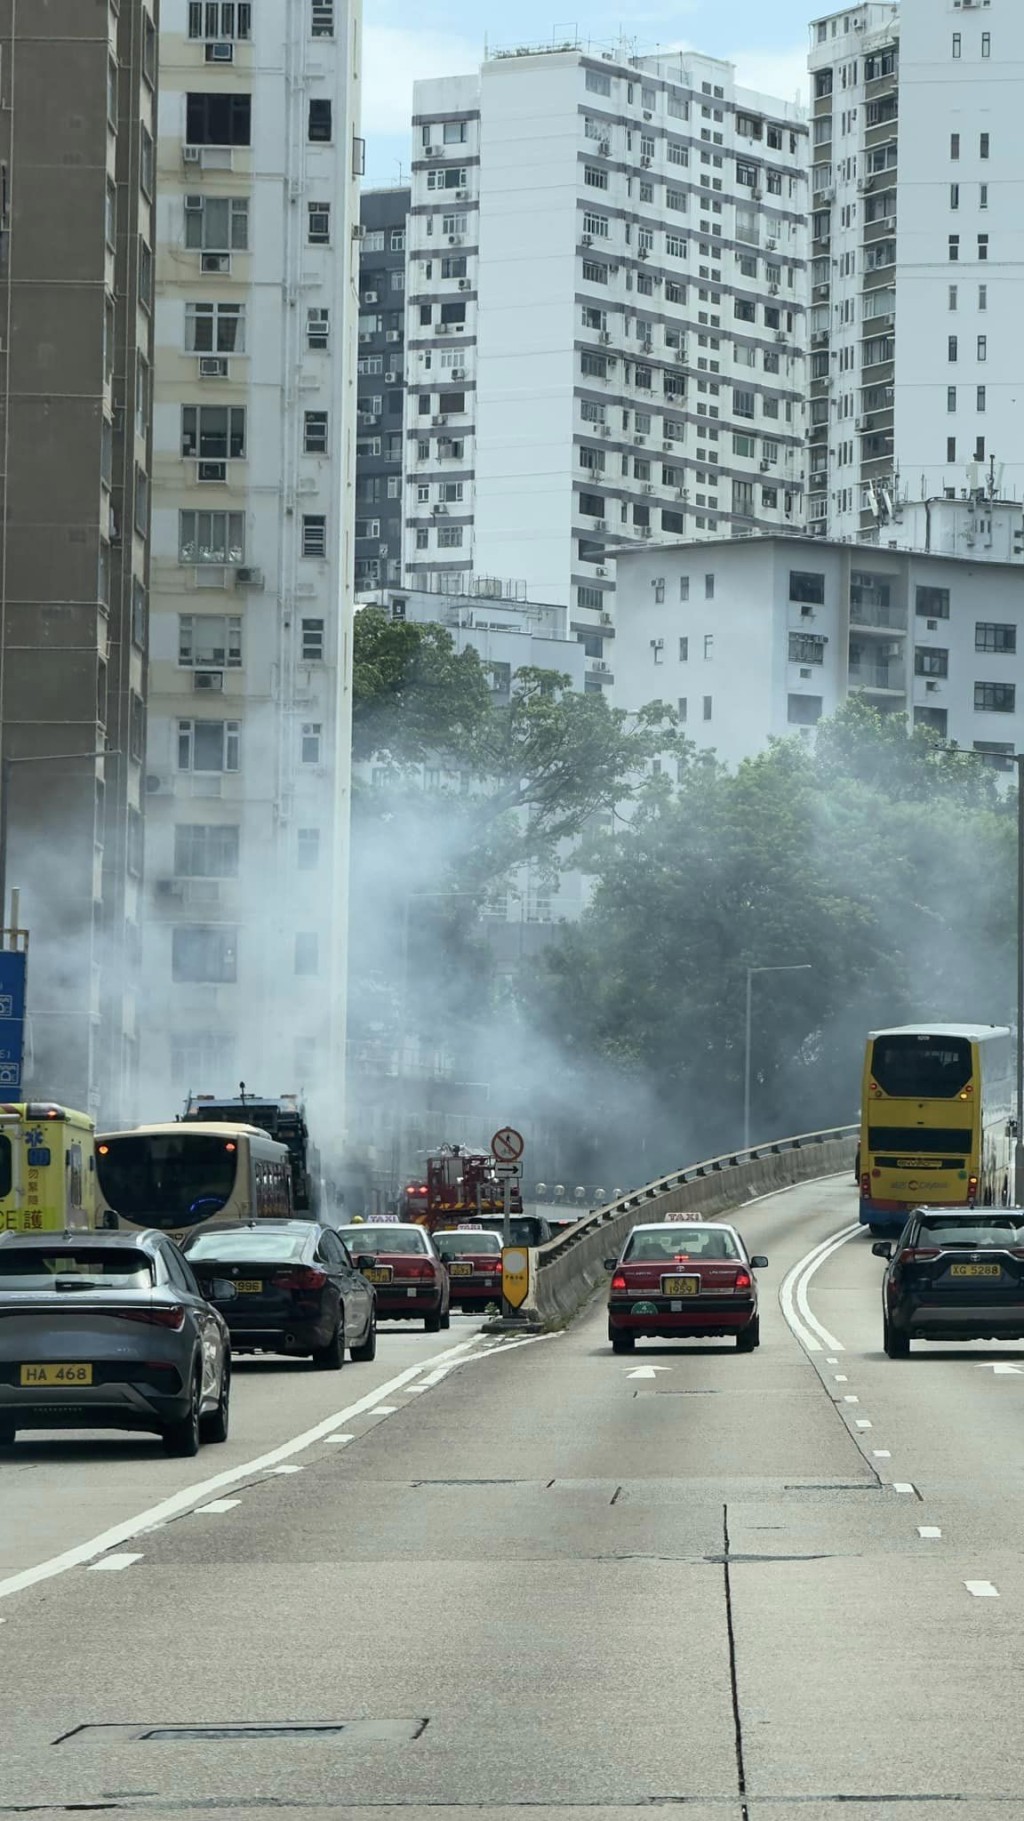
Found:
860,1173 -> 872,1200
967,1176 -> 979,1205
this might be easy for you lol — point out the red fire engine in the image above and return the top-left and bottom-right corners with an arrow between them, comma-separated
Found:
400,1144 -> 522,1232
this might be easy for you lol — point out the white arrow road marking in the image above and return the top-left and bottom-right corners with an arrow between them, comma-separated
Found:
974,1362 -> 1024,1375
625,1365 -> 672,1380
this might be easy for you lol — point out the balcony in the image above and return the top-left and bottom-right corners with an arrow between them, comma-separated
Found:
849,601 -> 906,635
849,660 -> 905,697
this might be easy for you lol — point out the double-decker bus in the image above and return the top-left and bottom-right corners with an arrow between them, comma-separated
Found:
95,1122 -> 292,1244
859,1024 -> 1013,1235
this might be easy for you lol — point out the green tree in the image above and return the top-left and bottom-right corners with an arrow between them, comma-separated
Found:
351,607 -> 492,765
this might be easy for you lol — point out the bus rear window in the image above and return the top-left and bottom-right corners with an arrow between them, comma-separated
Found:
870,1036 -> 972,1099
95,1135 -> 240,1229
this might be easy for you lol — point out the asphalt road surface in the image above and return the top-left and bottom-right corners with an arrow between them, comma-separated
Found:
2,1175 -> 1023,1820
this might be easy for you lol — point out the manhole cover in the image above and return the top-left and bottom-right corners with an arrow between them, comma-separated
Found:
55,1719 -> 427,1746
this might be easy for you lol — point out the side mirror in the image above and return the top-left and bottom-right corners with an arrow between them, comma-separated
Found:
208,1278 -> 237,1302
871,1241 -> 893,1260
603,1257 -> 617,1272
355,1254 -> 377,1271
750,1254 -> 769,1270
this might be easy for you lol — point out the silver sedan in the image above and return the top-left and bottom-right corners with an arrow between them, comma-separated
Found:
0,1229 -> 232,1455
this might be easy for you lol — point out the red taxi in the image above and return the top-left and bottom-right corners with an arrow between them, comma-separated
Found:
605,1221 -> 767,1353
434,1226 -> 503,1312
338,1223 -> 450,1333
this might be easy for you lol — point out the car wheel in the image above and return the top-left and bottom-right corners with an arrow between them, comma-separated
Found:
883,1316 -> 910,1359
0,1419 -> 16,1447
350,1308 -> 377,1363
162,1368 -> 202,1457
200,1356 -> 231,1444
440,1308 -> 451,1330
610,1327 -> 635,1353
312,1317 -> 346,1370
424,1308 -> 442,1333
736,1318 -> 760,1352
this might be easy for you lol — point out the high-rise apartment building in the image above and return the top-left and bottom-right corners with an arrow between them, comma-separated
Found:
810,0 -> 1023,546
405,42 -> 810,659
142,0 -> 360,1132
356,187 -> 409,592
0,0 -> 157,1120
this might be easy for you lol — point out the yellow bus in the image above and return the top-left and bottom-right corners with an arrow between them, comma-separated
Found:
0,1103 -> 97,1233
95,1121 -> 293,1244
859,1024 -> 1013,1235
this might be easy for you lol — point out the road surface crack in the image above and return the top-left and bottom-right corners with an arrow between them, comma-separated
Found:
722,1502 -> 749,1821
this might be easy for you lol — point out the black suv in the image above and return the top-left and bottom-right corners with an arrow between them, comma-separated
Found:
874,1207 -> 1024,1357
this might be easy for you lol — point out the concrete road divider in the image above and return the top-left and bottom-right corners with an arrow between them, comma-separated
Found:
522,1127 -> 858,1328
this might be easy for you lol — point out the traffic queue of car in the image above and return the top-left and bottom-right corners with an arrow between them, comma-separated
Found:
0,1216 -> 495,1458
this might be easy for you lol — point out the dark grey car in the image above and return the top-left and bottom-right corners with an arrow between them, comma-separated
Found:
0,1229 -> 231,1454
183,1219 -> 377,1366
874,1207 -> 1024,1355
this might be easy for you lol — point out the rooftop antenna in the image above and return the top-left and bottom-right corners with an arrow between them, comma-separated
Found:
239,1079 -> 248,1106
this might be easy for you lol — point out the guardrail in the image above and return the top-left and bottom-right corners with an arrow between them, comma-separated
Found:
522,1125 -> 858,1327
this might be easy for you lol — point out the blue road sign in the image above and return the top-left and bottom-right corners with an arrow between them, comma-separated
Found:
0,952 -> 27,1091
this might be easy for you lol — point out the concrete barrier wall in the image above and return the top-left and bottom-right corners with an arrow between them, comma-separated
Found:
524,1130 -> 857,1328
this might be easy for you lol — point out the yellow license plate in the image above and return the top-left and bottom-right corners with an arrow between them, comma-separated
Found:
234,1280 -> 263,1293
365,1268 -> 392,1284
449,1263 -> 472,1277
662,1276 -> 699,1296
949,1262 -> 1001,1277
20,1363 -> 93,1387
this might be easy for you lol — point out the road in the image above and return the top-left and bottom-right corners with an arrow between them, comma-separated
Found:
1,1175 -> 1023,1818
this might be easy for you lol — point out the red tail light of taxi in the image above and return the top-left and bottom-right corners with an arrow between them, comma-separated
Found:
734,1270 -> 752,1291
402,1260 -> 437,1280
274,1268 -> 327,1291
611,1273 -> 627,1292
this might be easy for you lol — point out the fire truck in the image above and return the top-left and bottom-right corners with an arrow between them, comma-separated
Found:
182,1087 -> 319,1213
400,1143 -> 522,1233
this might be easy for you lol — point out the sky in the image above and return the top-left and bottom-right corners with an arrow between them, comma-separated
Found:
363,0 -> 817,186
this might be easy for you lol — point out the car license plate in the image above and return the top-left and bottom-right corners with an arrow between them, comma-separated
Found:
949,1262 -> 1001,1277
662,1276 -> 699,1296
20,1363 -> 92,1387
364,1267 -> 392,1284
450,1263 -> 472,1277
234,1280 -> 263,1294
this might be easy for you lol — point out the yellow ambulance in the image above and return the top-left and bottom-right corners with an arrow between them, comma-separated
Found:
0,1103 -> 98,1233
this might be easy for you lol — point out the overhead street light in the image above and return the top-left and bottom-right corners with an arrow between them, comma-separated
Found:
0,746 -> 114,931
744,963 -> 813,1152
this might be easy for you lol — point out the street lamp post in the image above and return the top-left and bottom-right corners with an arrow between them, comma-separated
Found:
0,746 -> 112,932
744,963 -> 813,1152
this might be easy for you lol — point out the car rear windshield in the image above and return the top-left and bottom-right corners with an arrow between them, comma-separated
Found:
870,1035 -> 972,1099
185,1230 -> 309,1263
624,1227 -> 740,1262
339,1227 -> 427,1255
0,1249 -> 154,1291
435,1231 -> 502,1258
916,1217 -> 1024,1248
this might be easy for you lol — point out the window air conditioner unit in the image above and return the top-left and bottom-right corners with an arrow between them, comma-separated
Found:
599,425 -> 611,437
641,155 -> 652,168
201,253 -> 230,274
207,41 -> 234,62
633,434 -> 646,445
197,459 -> 227,482
199,356 -> 229,378
458,278 -> 470,290
769,283 -> 780,295
801,604 -> 814,618
639,527 -> 652,538
926,680 -> 939,693
855,417 -> 869,431
455,189 -> 469,200
596,566 -> 608,576
448,234 -> 464,245
774,331 -> 787,344
598,141 -> 610,155
385,371 -> 397,383
927,618 -> 938,630
235,567 -> 264,589
599,330 -> 611,343
759,460 -> 770,471
184,193 -> 203,212
643,110 -> 653,120
194,670 -> 224,691
663,439 -> 675,450
427,145 -> 441,156
363,290 -> 379,304
386,329 -> 401,342
642,483 -> 654,495
378,543 -> 389,557
432,414 -> 448,426
182,145 -> 202,163
800,667 -> 812,679
581,234 -> 593,247
595,520 -> 607,532
451,366 -> 466,379
436,322 -> 450,334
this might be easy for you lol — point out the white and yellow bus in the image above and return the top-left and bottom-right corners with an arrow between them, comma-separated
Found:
95,1121 -> 292,1244
859,1024 -> 1013,1235
0,1103 -> 97,1233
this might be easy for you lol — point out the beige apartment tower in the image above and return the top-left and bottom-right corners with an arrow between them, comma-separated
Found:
0,0 -> 157,1119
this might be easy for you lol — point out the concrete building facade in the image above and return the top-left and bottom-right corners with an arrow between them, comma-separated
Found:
0,0 -> 158,1120
356,187 -> 409,593
141,0 -> 360,1131
613,522 -> 1024,770
405,40 -> 811,672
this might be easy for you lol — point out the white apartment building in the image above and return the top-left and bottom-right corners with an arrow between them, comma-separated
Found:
142,0 -> 360,1130
613,516 -> 1024,770
404,39 -> 811,664
809,0 -> 1023,544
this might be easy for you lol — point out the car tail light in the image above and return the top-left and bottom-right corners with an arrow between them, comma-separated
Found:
274,1268 -> 327,1291
119,1305 -> 187,1330
898,1247 -> 940,1264
734,1270 -> 752,1291
611,1273 -> 627,1291
403,1260 -> 436,1280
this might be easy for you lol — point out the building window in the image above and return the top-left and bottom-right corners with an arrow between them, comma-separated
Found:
679,575 -> 690,601
677,697 -> 687,721
308,98 -> 332,142
976,623 -> 1016,654
787,694 -> 822,725
974,741 -> 1014,771
437,525 -> 463,548
178,615 -> 243,667
947,387 -> 957,413
301,618 -> 325,661
950,183 -> 959,211
174,824 -> 240,878
789,570 -> 825,605
181,404 -> 246,461
307,307 -> 330,349
915,647 -> 948,678
702,695 -> 712,721
947,437 -> 957,462
176,719 -> 240,772
651,639 -> 664,666
980,133 -> 990,160
184,193 -> 249,252
311,0 -> 335,35
179,510 -> 244,565
949,235 -> 959,262
297,828 -> 320,870
308,201 -> 331,244
172,926 -> 238,985
138,242 -> 153,310
303,410 -> 329,454
733,388 -> 755,419
948,335 -> 958,363
302,515 -> 327,557
975,682 -> 1015,713
952,32 -> 961,58
950,133 -> 960,161
977,336 -> 988,364
188,3 -> 252,39
186,92 -> 251,146
704,573 -> 715,599
916,586 -> 950,620
301,723 -> 323,765
915,708 -> 948,737
789,633 -> 826,665
981,32 -> 990,57
105,179 -> 117,249
132,581 -> 147,649
185,301 -> 245,353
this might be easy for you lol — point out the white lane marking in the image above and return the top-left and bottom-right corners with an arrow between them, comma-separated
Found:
855,1419 -> 872,1430
892,1482 -> 917,1495
625,1365 -> 672,1380
372,1406 -> 398,1415
842,1395 -> 859,1405
826,1357 -> 839,1366
405,1385 -> 428,1393
268,1465 -> 303,1475
974,1362 -> 1024,1375
195,1498 -> 241,1515
325,1433 -> 356,1445
833,1374 -> 848,1382
873,1450 -> 891,1459
918,1526 -> 942,1539
0,1333 -> 488,1605
88,1554 -> 143,1572
780,1224 -> 859,1354
966,1580 -> 999,1597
